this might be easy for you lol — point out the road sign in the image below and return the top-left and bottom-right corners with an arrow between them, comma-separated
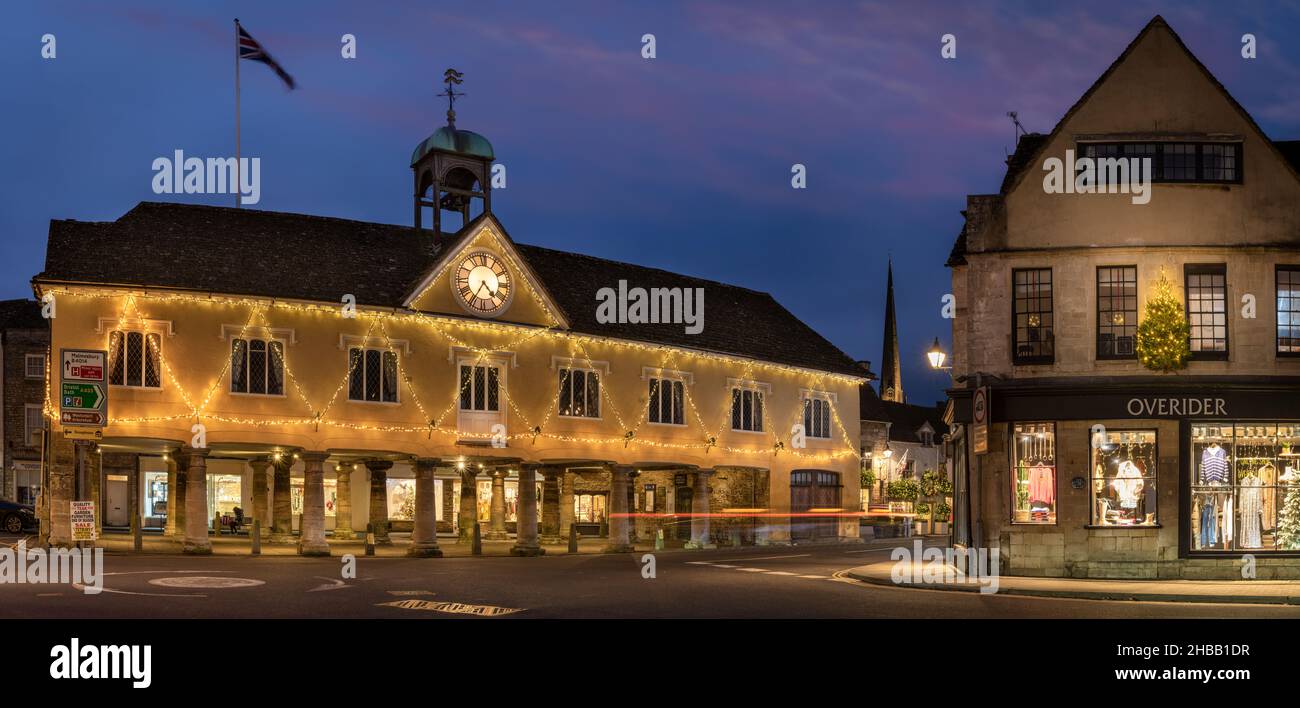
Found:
60,348 -> 108,431
64,427 -> 104,441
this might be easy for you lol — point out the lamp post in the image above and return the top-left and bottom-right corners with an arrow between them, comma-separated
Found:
927,337 -> 950,371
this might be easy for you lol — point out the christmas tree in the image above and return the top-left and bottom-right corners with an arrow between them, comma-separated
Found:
1136,270 -> 1191,372
1277,483 -> 1300,551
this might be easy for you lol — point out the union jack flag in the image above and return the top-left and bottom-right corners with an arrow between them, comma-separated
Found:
238,22 -> 296,90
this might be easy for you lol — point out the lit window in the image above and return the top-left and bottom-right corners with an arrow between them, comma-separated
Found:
647,377 -> 685,425
558,368 -> 600,418
1090,429 -> 1158,527
1012,423 -> 1056,524
230,338 -> 284,395
1012,268 -> 1054,364
348,348 -> 398,402
108,330 -> 161,389
1097,266 -> 1138,359
457,364 -> 497,411
1277,266 -> 1300,355
802,395 -> 832,438
731,385 -> 765,432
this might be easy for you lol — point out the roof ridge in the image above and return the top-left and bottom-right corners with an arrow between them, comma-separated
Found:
515,242 -> 775,297
125,201 -> 421,232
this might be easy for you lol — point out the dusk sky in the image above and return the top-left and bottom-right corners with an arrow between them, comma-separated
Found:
6,1 -> 1300,405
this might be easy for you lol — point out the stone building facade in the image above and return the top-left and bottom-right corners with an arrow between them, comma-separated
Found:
0,299 -> 48,505
32,105 -> 866,554
946,16 -> 1300,579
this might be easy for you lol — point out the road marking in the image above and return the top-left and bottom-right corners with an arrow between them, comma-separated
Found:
387,590 -> 435,596
799,575 -> 828,579
765,571 -> 799,576
377,599 -> 522,616
712,564 -> 738,568
735,567 -> 769,572
148,577 -> 265,589
710,553 -> 811,563
308,577 -> 350,592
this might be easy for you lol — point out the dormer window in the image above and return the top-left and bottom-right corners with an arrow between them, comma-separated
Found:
1077,141 -> 1241,184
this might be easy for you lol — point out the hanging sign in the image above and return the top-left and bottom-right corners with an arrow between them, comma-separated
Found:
60,349 -> 109,430
972,386 -> 990,455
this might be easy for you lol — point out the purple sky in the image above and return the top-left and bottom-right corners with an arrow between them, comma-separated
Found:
5,1 -> 1300,405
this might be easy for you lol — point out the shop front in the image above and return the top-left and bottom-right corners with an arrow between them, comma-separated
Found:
950,377 -> 1300,579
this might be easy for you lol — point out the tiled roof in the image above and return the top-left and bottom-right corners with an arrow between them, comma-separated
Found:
0,299 -> 46,330
881,400 -> 949,444
859,382 -> 889,422
36,202 -> 866,377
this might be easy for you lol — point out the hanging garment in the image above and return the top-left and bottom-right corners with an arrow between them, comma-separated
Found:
1199,498 -> 1218,548
1201,446 -> 1229,485
1027,464 -> 1055,506
1260,465 -> 1277,530
1223,496 -> 1233,544
1112,460 -> 1144,509
1239,477 -> 1263,548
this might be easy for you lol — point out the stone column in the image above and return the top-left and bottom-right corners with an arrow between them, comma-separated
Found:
409,457 -> 443,557
334,463 -> 356,539
366,459 -> 392,544
558,469 -> 574,538
299,452 -> 330,556
164,453 -> 180,537
627,470 -> 640,543
270,455 -> 294,543
44,431 -> 76,548
248,457 -> 271,538
486,470 -> 508,540
173,452 -> 188,539
603,465 -> 634,553
458,468 -> 478,542
539,468 -> 561,544
183,447 -> 211,554
687,468 -> 716,549
512,464 -> 544,556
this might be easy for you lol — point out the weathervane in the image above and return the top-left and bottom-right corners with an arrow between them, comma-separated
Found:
439,68 -> 465,128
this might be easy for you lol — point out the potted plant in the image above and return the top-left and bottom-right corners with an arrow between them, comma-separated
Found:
935,501 -> 951,536
914,502 -> 932,535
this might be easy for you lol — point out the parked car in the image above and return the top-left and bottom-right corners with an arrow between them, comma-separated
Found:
0,499 -> 37,533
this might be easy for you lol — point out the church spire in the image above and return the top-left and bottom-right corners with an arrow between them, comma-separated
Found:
880,260 -> 904,403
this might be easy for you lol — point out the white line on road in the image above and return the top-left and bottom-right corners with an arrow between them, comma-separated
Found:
710,553 -> 811,563
735,568 -> 769,572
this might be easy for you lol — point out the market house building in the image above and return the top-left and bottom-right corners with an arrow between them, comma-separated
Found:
32,103 -> 867,554
945,16 -> 1300,579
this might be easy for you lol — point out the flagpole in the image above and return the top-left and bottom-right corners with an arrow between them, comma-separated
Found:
235,18 -> 242,208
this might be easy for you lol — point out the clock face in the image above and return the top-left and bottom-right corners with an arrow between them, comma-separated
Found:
453,250 -> 512,316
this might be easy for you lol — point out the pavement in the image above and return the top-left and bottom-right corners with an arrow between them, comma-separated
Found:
60,530 -> 635,557
847,558 -> 1300,605
6,535 -> 1300,618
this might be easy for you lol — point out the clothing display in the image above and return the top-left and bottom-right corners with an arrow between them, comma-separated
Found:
1200,444 -> 1228,484
1239,476 -> 1263,548
1199,498 -> 1218,548
1027,464 -> 1054,505
1111,460 -> 1144,509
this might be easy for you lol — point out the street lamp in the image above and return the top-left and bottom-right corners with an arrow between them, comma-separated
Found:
927,337 -> 950,370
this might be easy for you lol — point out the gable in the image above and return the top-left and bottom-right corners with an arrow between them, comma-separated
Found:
1001,17 -> 1300,251
403,216 -> 568,329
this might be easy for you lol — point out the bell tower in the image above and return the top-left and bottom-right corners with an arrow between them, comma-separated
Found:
411,69 -> 495,234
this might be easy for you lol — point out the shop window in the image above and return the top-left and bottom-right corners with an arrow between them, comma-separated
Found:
144,470 -> 168,520
349,348 -> 399,403
1012,423 -> 1056,524
1096,266 -> 1138,359
573,493 -> 607,523
1191,423 -> 1300,552
1185,264 -> 1228,359
647,377 -> 685,425
230,338 -> 285,395
558,367 -> 600,418
108,330 -> 161,389
1277,267 -> 1300,356
1012,268 -> 1054,364
1090,429 -> 1158,527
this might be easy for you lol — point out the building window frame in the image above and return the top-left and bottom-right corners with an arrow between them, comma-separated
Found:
1012,267 -> 1054,365
457,362 -> 498,412
642,367 -> 691,427
1010,422 -> 1057,525
24,404 -> 44,447
557,366 -> 601,419
229,337 -> 287,397
1076,141 -> 1242,184
729,379 -> 770,434
24,353 -> 44,379
1185,263 -> 1229,361
107,329 -> 163,389
347,347 -> 400,404
1096,265 -> 1138,360
1277,265 -> 1300,357
801,389 -> 836,440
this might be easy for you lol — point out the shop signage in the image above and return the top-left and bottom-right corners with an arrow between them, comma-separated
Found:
59,349 -> 108,430
1125,397 -> 1226,417
972,386 -> 989,455
71,500 -> 97,541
